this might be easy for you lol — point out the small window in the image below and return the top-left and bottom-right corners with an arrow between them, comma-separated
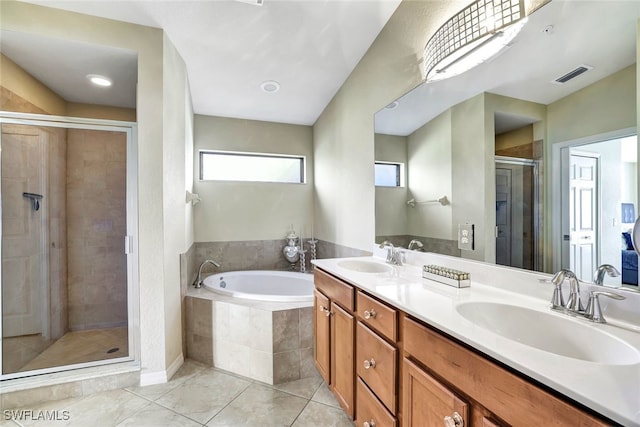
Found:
200,151 -> 305,183
375,162 -> 404,187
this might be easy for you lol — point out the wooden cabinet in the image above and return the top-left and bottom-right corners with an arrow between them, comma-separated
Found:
356,321 -> 397,413
403,316 -> 609,427
313,269 -> 355,418
314,267 -> 612,426
313,289 -> 330,382
403,357 -> 469,427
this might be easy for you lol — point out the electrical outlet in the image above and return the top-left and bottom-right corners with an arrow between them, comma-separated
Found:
458,224 -> 474,250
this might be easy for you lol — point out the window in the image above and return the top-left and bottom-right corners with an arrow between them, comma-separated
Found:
375,162 -> 404,187
200,151 -> 305,183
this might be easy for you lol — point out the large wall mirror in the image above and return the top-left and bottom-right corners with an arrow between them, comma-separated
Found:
374,0 -> 640,289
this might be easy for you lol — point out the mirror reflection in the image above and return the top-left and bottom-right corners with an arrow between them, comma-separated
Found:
374,0 -> 639,289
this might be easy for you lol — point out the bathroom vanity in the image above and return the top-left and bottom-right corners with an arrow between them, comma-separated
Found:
312,252 -> 640,426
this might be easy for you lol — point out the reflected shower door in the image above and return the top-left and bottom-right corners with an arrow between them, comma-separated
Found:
1,124 -> 48,338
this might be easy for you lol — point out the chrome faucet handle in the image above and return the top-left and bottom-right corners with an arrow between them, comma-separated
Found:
378,241 -> 395,264
545,279 -> 565,310
584,290 -> 626,323
565,276 -> 585,313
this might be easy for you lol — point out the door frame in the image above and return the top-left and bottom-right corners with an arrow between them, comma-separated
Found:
551,127 -> 636,272
0,111 -> 140,380
495,156 -> 540,271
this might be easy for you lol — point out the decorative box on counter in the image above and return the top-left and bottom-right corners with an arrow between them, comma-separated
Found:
422,265 -> 471,288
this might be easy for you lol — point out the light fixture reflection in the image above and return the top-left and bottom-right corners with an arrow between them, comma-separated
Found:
86,74 -> 113,87
424,0 -> 527,82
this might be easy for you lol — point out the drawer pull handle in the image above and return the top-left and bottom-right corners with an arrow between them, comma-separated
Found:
363,309 -> 377,319
444,412 -> 464,427
363,358 -> 376,369
363,420 -> 376,427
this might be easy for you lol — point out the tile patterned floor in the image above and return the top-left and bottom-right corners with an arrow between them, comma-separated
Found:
1,360 -> 353,426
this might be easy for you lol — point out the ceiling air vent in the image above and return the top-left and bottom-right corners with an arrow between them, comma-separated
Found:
552,65 -> 593,84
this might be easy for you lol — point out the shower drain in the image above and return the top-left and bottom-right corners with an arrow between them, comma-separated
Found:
106,347 -> 120,354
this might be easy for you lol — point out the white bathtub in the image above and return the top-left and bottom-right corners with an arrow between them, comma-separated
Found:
202,270 -> 314,302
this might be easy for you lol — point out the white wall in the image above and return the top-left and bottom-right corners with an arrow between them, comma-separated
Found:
407,110 -> 452,240
2,2 -> 189,381
162,33 -> 192,368
313,1 -> 467,252
375,133 -> 408,238
193,115 -> 314,242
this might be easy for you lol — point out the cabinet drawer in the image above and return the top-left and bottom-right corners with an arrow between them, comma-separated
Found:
402,317 -> 609,426
356,378 -> 396,427
314,268 -> 354,311
356,321 -> 397,413
356,291 -> 397,341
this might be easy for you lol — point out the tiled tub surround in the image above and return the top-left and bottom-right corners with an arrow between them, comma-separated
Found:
181,239 -> 372,291
375,234 -> 460,256
185,289 -> 314,385
314,249 -> 640,426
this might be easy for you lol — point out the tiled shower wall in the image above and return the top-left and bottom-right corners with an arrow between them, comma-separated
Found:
67,129 -> 127,330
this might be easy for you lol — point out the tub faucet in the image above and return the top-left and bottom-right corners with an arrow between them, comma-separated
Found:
408,239 -> 424,251
194,259 -> 221,288
593,264 -> 620,286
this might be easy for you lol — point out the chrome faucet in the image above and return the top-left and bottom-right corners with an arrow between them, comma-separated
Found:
584,290 -> 626,323
193,259 -> 221,288
408,239 -> 424,251
379,241 -> 403,266
550,269 -> 584,313
593,264 -> 621,286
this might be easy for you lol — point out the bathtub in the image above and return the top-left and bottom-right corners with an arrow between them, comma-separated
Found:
202,270 -> 313,302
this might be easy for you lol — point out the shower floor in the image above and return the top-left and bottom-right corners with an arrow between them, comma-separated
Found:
6,327 -> 128,373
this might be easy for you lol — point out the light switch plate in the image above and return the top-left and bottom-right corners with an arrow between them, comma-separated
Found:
458,224 -> 474,250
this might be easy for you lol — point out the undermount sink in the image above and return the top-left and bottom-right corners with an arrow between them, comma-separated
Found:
337,260 -> 392,273
456,302 -> 640,365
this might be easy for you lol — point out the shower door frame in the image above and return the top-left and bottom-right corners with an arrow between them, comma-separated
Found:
0,111 -> 140,380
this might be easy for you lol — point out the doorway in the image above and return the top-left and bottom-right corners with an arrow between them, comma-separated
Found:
0,113 -> 138,379
495,157 -> 539,270
559,133 -> 638,286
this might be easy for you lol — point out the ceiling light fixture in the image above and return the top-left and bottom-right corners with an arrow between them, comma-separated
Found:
385,101 -> 399,110
86,74 -> 113,87
260,80 -> 280,93
424,0 -> 527,82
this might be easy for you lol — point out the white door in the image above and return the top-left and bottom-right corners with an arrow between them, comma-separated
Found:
495,168 -> 512,266
569,154 -> 598,281
1,124 -> 47,337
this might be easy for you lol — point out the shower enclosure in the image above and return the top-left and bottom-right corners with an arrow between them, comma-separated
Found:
0,113 -> 138,379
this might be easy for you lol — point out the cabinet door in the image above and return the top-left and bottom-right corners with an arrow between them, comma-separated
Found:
403,358 -> 468,427
314,289 -> 331,383
331,302 -> 355,418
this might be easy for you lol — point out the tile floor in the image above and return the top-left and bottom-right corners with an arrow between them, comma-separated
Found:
4,328 -> 128,375
1,359 -> 353,426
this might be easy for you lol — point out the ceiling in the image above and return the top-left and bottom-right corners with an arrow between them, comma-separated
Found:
375,0 -> 640,136
4,0 -> 402,125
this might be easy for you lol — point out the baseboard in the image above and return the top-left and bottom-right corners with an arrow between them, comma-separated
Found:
139,353 -> 184,386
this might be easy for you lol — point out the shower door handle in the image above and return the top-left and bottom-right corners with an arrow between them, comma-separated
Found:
124,235 -> 134,254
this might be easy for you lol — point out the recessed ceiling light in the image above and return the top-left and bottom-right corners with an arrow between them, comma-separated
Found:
86,74 -> 113,87
385,101 -> 399,110
260,80 -> 280,93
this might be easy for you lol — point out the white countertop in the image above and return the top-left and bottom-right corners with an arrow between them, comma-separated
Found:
313,252 -> 640,426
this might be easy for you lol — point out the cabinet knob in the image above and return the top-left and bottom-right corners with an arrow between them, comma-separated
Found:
318,305 -> 333,317
363,309 -> 377,319
443,412 -> 464,427
363,420 -> 376,427
363,358 -> 376,369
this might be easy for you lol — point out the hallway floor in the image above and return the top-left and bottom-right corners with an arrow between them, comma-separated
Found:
1,359 -> 353,426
